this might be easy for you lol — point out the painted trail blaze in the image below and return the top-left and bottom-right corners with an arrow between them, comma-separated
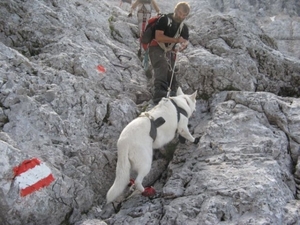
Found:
97,65 -> 106,73
13,158 -> 55,197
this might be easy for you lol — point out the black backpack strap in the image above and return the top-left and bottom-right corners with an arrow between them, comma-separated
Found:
170,99 -> 188,122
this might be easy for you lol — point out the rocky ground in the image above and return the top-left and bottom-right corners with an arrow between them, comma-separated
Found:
0,0 -> 300,224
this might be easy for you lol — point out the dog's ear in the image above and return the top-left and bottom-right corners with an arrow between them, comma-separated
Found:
176,87 -> 184,96
190,90 -> 197,101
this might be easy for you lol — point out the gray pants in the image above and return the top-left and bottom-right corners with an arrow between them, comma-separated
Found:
149,46 -> 177,104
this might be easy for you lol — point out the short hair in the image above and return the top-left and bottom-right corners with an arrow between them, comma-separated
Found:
175,2 -> 190,15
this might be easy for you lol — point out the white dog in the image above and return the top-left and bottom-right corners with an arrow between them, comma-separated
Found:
106,87 -> 197,204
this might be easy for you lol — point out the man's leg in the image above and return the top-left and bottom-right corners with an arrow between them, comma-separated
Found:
149,46 -> 169,104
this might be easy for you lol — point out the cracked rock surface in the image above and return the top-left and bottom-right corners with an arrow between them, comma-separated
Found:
0,0 -> 300,224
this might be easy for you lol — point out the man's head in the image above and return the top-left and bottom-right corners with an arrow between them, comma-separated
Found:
173,2 -> 190,23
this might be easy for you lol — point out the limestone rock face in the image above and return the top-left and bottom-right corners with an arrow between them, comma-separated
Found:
0,0 -> 300,224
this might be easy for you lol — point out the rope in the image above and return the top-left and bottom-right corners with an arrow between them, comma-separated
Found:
166,51 -> 178,98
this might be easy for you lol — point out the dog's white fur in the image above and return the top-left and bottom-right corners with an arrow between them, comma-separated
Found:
106,87 -> 197,204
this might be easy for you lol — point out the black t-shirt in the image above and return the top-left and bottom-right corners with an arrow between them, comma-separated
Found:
155,13 -> 189,40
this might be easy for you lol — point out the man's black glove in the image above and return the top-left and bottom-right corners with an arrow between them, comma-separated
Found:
128,13 -> 132,17
194,137 -> 200,144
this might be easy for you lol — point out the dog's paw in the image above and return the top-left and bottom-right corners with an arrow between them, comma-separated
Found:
194,137 -> 200,144
142,186 -> 156,197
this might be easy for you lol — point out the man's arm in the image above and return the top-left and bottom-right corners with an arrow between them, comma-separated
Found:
155,30 -> 187,44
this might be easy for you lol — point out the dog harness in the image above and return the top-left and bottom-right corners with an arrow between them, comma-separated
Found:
170,99 -> 188,121
149,117 -> 165,141
143,99 -> 188,141
139,112 -> 165,141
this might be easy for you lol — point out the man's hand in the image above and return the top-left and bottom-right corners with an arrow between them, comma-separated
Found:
179,40 -> 189,51
128,13 -> 132,17
176,36 -> 186,43
175,40 -> 189,52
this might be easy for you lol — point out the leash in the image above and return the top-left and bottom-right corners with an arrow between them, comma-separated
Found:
166,51 -> 178,98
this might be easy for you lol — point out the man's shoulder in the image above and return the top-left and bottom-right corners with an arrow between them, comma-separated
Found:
157,14 -> 169,23
165,13 -> 173,19
165,13 -> 187,26
159,14 -> 170,19
158,13 -> 173,24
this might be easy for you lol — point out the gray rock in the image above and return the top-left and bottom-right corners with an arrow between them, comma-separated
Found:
0,0 -> 300,224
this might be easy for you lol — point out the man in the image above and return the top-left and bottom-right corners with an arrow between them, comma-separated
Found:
148,2 -> 190,104
128,0 -> 160,56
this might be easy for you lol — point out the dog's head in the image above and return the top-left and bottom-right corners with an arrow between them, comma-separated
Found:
176,87 -> 197,117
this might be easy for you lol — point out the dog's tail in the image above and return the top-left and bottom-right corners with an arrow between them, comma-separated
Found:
106,144 -> 131,204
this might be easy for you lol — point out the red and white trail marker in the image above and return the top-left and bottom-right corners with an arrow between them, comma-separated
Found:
13,158 -> 55,197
